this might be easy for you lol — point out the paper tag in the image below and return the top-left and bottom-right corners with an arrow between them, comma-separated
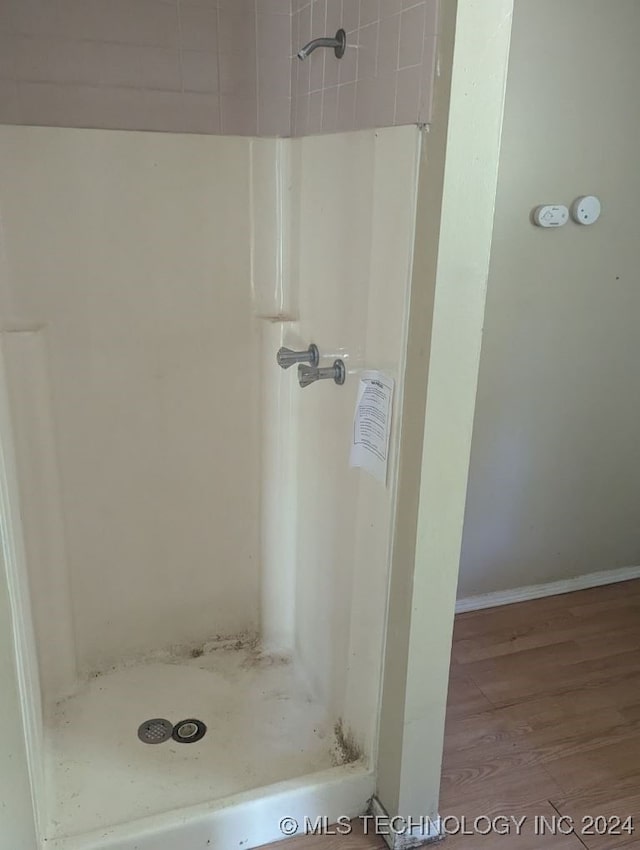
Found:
349,371 -> 394,485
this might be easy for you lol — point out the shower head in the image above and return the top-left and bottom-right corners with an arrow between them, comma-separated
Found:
297,29 -> 346,60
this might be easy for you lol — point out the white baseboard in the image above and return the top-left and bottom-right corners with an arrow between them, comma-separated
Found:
456,565 -> 640,614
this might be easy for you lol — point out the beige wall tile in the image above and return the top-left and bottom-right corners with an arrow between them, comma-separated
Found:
311,0 -> 327,32
0,35 -> 18,78
290,23 -> 299,89
220,93 -> 258,135
336,80 -> 355,131
171,91 -> 221,133
342,0 -> 360,33
96,44 -> 183,91
308,47 -> 325,91
258,0 -> 291,13
372,70 -> 396,125
291,0 -> 439,135
257,11 -> 291,58
292,91 -> 309,135
381,0 -> 403,17
218,0 -> 252,10
338,43 -> 358,84
0,0 -> 438,137
291,6 -> 300,48
398,3 -> 426,68
218,8 -> 255,52
258,94 -> 291,135
323,46 -> 341,87
377,13 -> 400,75
354,74 -> 376,127
17,81 -> 106,128
394,62 -> 421,124
320,83 -> 338,132
360,0 -> 381,27
0,80 -> 22,122
179,4 -> 218,52
425,0 -> 439,34
418,33 -> 437,123
219,50 -> 257,97
296,49 -> 311,94
91,0 -> 180,47
325,0 -> 342,33
298,3 -> 312,45
258,54 -> 292,99
17,82 -> 220,133
356,21 -> 379,79
181,50 -> 219,94
218,0 -> 254,10
13,37 -> 97,87
3,0 -> 97,40
307,89 -> 322,133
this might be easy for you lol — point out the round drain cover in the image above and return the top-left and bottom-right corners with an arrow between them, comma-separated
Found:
172,718 -> 207,744
137,718 -> 173,744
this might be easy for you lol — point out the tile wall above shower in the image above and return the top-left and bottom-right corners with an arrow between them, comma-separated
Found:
0,0 -> 439,136
291,0 -> 439,135
0,0 -> 292,135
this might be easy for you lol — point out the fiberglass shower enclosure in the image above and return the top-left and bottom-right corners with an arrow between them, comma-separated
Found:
0,121 -> 423,849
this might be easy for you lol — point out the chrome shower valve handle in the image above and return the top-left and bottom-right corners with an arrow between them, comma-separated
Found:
298,359 -> 345,388
277,344 -> 319,369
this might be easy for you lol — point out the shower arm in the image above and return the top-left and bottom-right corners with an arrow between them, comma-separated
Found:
297,29 -> 346,60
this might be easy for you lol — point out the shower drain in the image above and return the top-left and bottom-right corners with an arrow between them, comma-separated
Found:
137,717 -> 207,745
172,718 -> 207,744
137,718 -> 173,744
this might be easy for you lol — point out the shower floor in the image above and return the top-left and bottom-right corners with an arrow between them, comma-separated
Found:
44,644 -> 337,841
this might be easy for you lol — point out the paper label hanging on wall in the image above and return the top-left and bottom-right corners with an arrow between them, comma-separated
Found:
349,371 -> 394,485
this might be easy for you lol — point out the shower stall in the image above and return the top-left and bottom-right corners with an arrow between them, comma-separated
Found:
0,0 -> 466,846
0,122 -> 423,849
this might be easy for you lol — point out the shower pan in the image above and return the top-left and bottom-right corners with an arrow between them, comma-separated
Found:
0,123 -> 423,850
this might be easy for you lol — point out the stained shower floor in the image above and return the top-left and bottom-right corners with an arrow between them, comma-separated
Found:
44,645 -> 337,840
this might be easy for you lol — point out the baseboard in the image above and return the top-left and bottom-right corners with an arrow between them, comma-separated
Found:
369,796 -> 443,849
456,565 -> 640,614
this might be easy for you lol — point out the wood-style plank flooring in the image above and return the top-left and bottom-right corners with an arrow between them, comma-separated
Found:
272,579 -> 640,849
442,578 -> 640,849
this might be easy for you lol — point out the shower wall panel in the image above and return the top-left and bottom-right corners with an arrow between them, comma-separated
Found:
0,126 -> 262,684
288,125 -> 421,757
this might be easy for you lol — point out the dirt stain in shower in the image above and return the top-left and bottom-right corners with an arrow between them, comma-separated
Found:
332,718 -> 363,765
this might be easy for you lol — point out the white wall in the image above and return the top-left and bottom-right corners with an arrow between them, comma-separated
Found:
0,127 -> 262,689
458,0 -> 640,598
288,126 -> 421,757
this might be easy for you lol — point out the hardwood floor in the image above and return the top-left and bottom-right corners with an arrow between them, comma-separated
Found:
272,579 -> 640,849
441,578 -> 640,849
269,818 -> 387,849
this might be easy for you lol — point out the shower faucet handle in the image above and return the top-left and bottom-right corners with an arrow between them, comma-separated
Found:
298,359 -> 346,388
277,343 -> 319,369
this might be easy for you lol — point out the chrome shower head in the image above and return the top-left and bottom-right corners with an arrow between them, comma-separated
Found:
297,29 -> 346,60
